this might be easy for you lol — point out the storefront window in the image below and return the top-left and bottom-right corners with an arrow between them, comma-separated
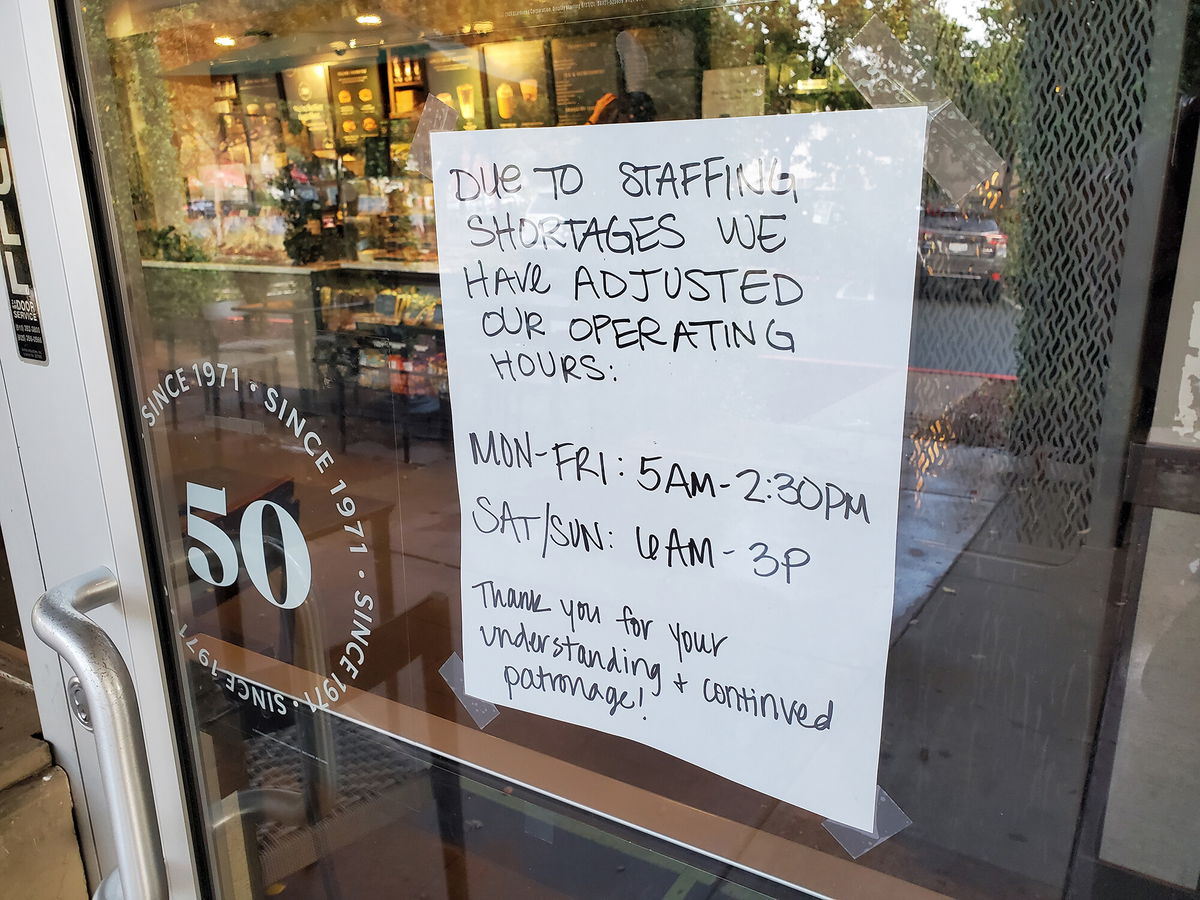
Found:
69,1 -> 1197,897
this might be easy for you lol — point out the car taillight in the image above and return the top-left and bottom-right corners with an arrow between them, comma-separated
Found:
987,234 -> 1008,259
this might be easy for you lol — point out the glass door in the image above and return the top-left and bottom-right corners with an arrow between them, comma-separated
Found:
8,0 -> 1200,897
0,1 -> 197,896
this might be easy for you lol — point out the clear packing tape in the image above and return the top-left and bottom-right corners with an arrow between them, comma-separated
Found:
822,786 -> 912,859
407,94 -> 460,180
439,652 -> 501,729
835,16 -> 1005,205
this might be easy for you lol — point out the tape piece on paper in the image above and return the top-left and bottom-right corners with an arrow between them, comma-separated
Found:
822,786 -> 912,859
835,15 -> 1004,204
407,95 -> 459,179
439,653 -> 500,729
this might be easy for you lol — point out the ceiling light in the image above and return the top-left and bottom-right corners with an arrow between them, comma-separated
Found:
356,13 -> 382,25
213,35 -> 236,47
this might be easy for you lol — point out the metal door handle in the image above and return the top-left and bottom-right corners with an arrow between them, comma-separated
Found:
32,567 -> 168,900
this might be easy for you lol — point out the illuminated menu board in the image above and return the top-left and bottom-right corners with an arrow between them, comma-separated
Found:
331,64 -> 385,149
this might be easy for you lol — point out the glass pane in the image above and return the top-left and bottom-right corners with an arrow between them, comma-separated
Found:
69,1 -> 1194,897
1098,508 -> 1200,891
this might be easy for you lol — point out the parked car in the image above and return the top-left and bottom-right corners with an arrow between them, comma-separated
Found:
918,209 -> 1008,301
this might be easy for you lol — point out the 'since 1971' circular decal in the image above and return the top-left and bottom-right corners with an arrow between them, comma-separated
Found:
141,360 -> 378,714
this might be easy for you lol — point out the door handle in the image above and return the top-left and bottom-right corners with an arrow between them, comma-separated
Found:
32,567 -> 168,900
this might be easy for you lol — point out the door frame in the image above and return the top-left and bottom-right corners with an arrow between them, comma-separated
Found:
0,0 -> 201,896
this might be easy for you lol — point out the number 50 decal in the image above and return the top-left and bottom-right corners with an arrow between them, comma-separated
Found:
185,481 -> 312,609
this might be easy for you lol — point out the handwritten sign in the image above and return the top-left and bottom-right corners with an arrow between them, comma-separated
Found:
432,108 -> 926,830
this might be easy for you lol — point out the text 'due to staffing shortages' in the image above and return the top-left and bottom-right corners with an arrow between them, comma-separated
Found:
433,107 -> 926,830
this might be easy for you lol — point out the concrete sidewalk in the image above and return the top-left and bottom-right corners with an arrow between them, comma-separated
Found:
0,651 -> 88,900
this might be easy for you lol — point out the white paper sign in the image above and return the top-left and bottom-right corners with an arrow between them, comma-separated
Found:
432,107 -> 925,831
